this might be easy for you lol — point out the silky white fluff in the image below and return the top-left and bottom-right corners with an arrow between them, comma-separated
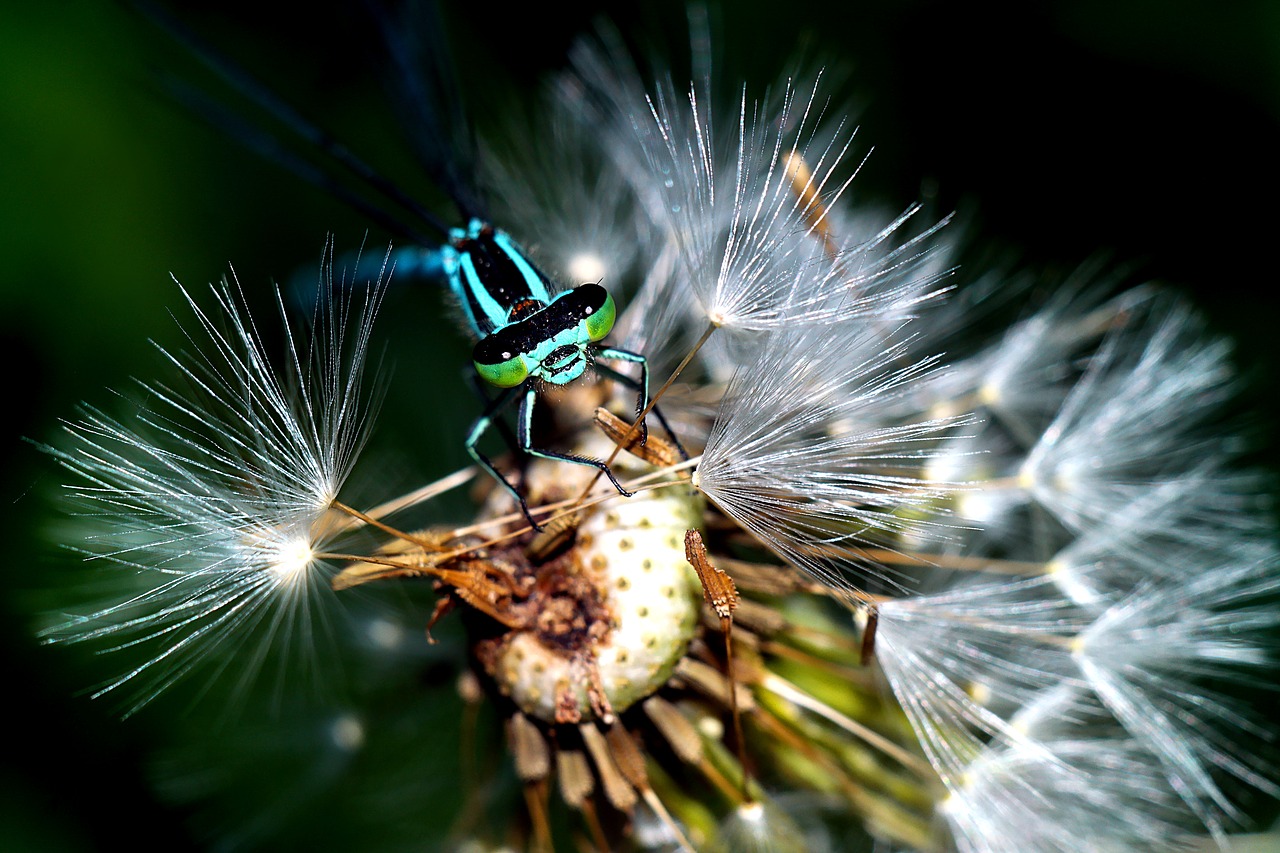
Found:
547,30 -> 1280,847
40,10 -> 1278,852
866,280 -> 1279,849
941,738 -> 1199,852
41,261 -> 383,711
639,75 -> 948,351
694,321 -> 968,594
874,576 -> 1087,780
1074,560 -> 1280,842
1018,300 -> 1238,532
565,28 -> 952,381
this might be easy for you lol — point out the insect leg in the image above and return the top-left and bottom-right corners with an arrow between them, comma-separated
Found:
465,385 -> 542,530
594,346 -> 649,445
595,347 -> 690,461
518,388 -> 634,498
466,371 -> 522,457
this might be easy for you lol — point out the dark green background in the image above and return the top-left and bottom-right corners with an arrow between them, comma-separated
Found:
2,0 -> 1278,849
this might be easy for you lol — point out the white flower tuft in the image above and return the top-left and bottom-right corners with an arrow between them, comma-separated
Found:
1073,559 -> 1280,841
1019,300 -> 1238,532
35,10 -> 1280,851
694,321 -> 969,594
480,83 -> 658,292
862,277 -> 1279,847
942,739 -> 1199,852
874,576 -> 1086,781
1044,466 -> 1273,607
638,72 -> 950,367
40,256 -> 384,712
920,285 -> 1152,446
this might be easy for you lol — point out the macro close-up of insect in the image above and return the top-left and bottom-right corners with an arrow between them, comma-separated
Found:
444,217 -> 675,528
5,1 -> 1280,851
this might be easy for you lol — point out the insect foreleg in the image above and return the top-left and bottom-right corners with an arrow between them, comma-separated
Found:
466,371 -> 522,456
465,385 -> 542,530
518,388 -> 633,499
595,347 -> 690,461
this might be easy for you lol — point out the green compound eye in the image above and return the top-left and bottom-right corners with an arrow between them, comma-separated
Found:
584,291 -> 615,342
474,352 -> 528,388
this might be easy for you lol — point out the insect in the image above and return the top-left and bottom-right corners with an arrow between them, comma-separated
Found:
442,217 -> 669,528
147,2 -> 680,530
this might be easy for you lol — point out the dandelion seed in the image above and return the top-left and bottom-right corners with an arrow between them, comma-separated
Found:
643,75 -> 944,335
1044,465 -> 1273,606
39,253 -> 385,711
942,739 -> 1200,852
568,33 -> 953,384
481,83 -> 656,291
710,799 -> 809,853
693,321 -> 968,594
1018,300 -> 1238,531
864,278 -> 1280,848
873,576 -> 1086,779
915,284 -> 1152,445
1073,560 -> 1280,842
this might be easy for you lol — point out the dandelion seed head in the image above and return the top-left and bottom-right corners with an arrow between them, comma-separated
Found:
695,322 -> 968,594
37,9 -> 1280,851
1019,300 -> 1238,530
39,250 -> 385,711
479,448 -> 704,723
629,68 -> 950,357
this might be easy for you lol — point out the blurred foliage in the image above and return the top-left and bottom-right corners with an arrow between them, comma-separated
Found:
2,0 -> 1277,849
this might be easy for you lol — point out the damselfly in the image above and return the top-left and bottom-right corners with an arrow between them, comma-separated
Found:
148,2 -> 681,530
442,217 -> 683,528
